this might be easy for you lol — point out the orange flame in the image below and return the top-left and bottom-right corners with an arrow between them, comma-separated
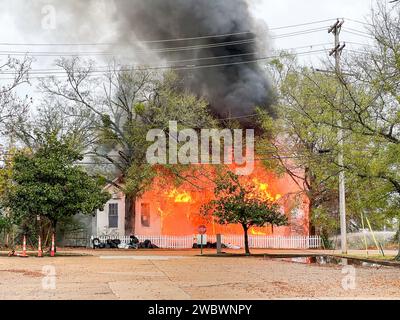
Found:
167,189 -> 192,203
250,227 -> 267,236
248,178 -> 282,202
136,161 -> 310,237
157,207 -> 168,230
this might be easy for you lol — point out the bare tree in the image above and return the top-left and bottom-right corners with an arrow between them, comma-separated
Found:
0,56 -> 32,137
40,57 -> 216,235
10,96 -> 98,153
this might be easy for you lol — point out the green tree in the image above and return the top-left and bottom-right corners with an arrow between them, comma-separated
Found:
264,39 -> 400,247
202,170 -> 288,255
41,60 -> 216,235
3,132 -> 110,251
0,148 -> 17,247
261,56 -> 345,243
260,2 -> 400,255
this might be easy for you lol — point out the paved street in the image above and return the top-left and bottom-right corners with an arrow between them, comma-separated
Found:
0,249 -> 399,299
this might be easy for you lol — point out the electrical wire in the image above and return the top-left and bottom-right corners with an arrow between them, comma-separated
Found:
345,41 -> 373,47
0,38 -> 258,57
343,30 -> 375,40
271,27 -> 329,39
73,154 -> 329,166
0,44 -> 333,75
345,27 -> 373,36
0,49 -> 329,80
0,19 -> 338,47
0,28 -> 331,58
343,17 -> 372,27
269,19 -> 337,30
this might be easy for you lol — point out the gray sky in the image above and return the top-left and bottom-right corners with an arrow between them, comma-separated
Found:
254,0 -> 374,53
0,0 -> 379,101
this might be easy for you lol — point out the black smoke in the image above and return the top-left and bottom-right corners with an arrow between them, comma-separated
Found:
10,0 -> 273,125
113,0 -> 274,125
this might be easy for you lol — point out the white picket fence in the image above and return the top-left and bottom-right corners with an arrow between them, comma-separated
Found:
94,234 -> 321,249
96,235 -> 194,249
208,235 -> 321,249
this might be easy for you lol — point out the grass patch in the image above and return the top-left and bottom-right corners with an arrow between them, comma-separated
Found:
334,254 -> 400,268
0,251 -> 92,258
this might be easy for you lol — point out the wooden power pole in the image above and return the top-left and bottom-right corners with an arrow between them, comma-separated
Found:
329,19 -> 347,254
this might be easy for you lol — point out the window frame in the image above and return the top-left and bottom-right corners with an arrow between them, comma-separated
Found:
108,203 -> 119,228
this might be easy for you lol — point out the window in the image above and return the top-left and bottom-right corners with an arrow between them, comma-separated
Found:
108,203 -> 118,228
141,203 -> 150,227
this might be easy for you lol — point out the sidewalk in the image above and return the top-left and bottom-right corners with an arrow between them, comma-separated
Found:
1,247 -> 397,258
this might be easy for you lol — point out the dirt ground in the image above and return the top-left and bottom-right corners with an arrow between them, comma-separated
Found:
0,249 -> 399,300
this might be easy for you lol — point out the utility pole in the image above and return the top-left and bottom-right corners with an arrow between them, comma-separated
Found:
328,19 -> 347,254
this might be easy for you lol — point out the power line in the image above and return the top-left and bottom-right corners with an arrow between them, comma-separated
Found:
0,40 -> 332,60
0,38 -> 258,57
0,44 -> 333,75
346,41 -> 373,46
345,27 -> 372,36
345,31 -> 375,40
0,28 -> 332,58
0,51 -> 260,74
346,49 -> 372,55
0,20 -> 337,47
269,19 -> 337,30
276,42 -> 332,50
0,49 -> 329,80
343,29 -> 374,40
0,17 -> 371,60
343,17 -> 372,27
271,27 -> 329,39
73,155 -> 322,166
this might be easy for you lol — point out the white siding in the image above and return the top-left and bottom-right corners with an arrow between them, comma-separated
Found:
95,195 -> 125,237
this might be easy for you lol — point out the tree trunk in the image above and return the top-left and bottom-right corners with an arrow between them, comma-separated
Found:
396,224 -> 400,261
308,197 -> 316,236
243,224 -> 251,256
44,226 -> 51,248
125,194 -> 136,236
52,220 -> 57,253
305,166 -> 317,236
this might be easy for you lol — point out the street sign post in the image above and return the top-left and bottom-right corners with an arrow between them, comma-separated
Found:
198,225 -> 207,255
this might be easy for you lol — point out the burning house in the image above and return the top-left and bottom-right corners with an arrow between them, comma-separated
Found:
93,1 -> 311,241
94,163 -> 310,238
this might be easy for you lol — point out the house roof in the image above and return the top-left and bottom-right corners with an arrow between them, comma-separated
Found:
103,176 -> 124,192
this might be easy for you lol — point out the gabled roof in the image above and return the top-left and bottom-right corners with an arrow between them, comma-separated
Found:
103,176 -> 124,192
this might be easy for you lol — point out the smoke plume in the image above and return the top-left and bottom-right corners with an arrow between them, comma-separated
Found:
114,0 -> 273,124
9,0 -> 273,124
